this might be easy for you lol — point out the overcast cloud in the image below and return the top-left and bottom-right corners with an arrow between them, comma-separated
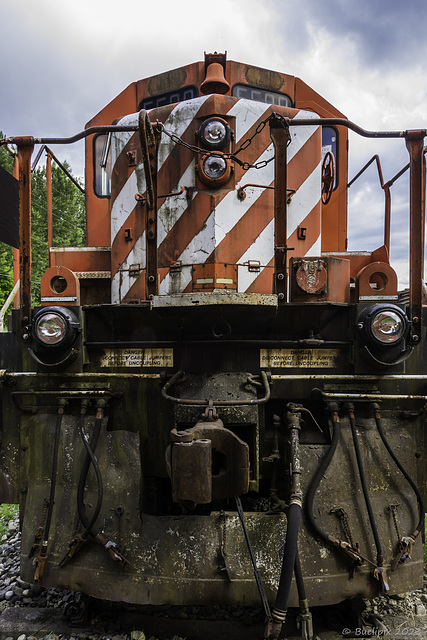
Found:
1,0 -> 427,287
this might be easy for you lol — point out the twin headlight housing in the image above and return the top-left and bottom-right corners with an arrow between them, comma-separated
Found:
32,307 -> 80,350
197,117 -> 232,186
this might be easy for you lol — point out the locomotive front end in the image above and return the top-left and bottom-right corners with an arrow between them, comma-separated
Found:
0,53 -> 425,637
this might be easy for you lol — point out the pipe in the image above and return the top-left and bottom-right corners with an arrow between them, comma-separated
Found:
265,406 -> 303,640
373,404 -> 424,534
347,403 -> 383,565
306,403 -> 340,543
77,400 -> 105,535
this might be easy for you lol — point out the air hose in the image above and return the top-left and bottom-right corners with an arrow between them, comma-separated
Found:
372,403 -> 425,567
347,404 -> 383,561
305,403 -> 340,543
77,399 -> 104,534
265,405 -> 304,640
71,399 -> 136,569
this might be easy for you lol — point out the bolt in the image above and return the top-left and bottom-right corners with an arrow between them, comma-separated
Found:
22,333 -> 31,341
412,316 -> 419,324
357,322 -> 364,330
278,293 -> 285,300
148,275 -> 155,283
277,273 -> 285,280
412,335 -> 420,342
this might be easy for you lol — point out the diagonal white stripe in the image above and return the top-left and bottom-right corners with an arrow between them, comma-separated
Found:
111,231 -> 146,303
157,159 -> 197,246
287,161 -> 322,237
111,170 -> 140,239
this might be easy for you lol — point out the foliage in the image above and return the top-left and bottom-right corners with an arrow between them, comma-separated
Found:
0,503 -> 18,539
0,133 -> 85,310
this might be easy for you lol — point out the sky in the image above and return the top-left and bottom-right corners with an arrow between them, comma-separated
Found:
1,0 -> 427,287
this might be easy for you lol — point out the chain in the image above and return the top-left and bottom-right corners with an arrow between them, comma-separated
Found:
156,112 -> 290,171
28,498 -> 49,558
389,504 -> 401,542
331,506 -> 356,549
220,510 -> 227,559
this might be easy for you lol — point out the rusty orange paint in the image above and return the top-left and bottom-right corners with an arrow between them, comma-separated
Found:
84,60 -> 348,270
40,265 -> 80,306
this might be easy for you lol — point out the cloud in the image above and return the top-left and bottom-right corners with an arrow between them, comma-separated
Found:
2,0 -> 426,286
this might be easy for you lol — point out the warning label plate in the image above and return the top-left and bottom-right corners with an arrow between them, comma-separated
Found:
100,348 -> 173,368
260,348 -> 340,369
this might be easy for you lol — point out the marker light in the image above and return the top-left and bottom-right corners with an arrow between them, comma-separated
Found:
199,117 -> 231,150
33,307 -> 80,349
358,304 -> 409,346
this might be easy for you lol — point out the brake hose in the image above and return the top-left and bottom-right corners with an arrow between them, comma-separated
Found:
373,403 -> 425,570
373,403 -> 424,532
266,406 -> 304,640
77,400 -> 104,534
348,404 -> 383,563
305,403 -> 340,543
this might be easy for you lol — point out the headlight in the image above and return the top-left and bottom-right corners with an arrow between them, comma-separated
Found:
32,307 -> 80,349
199,117 -> 231,150
204,155 -> 227,179
198,152 -> 232,187
35,313 -> 67,345
358,304 -> 409,346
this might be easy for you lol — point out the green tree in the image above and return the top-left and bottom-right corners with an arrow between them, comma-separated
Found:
0,136 -> 15,309
0,134 -> 86,309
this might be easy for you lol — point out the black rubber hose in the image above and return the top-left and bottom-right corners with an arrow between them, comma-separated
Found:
374,412 -> 425,532
272,502 -> 302,616
349,409 -> 383,561
77,415 -> 103,534
305,413 -> 339,542
294,548 -> 306,601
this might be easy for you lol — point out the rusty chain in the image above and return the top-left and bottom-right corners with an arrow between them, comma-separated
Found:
389,504 -> 401,543
331,506 -> 356,549
156,112 -> 291,171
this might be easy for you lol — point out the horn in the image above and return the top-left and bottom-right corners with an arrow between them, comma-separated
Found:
200,62 -> 230,95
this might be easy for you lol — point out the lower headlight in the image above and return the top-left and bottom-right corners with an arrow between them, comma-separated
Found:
358,304 -> 409,346
33,307 -> 80,349
204,155 -> 227,179
198,152 -> 232,186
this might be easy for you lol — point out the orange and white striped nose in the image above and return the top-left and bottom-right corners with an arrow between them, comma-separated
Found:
110,95 -> 322,303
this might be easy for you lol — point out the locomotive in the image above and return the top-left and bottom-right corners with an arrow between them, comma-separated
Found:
0,52 -> 426,639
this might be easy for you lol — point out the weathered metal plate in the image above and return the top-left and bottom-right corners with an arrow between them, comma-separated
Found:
152,292 -> 278,307
99,348 -> 173,367
260,348 -> 340,368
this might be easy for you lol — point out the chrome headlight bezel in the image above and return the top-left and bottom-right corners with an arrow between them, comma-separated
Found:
198,117 -> 231,151
197,152 -> 232,187
357,304 -> 410,347
32,306 -> 80,350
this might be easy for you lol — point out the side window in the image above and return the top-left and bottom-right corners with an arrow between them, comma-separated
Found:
93,133 -> 112,198
322,126 -> 338,189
